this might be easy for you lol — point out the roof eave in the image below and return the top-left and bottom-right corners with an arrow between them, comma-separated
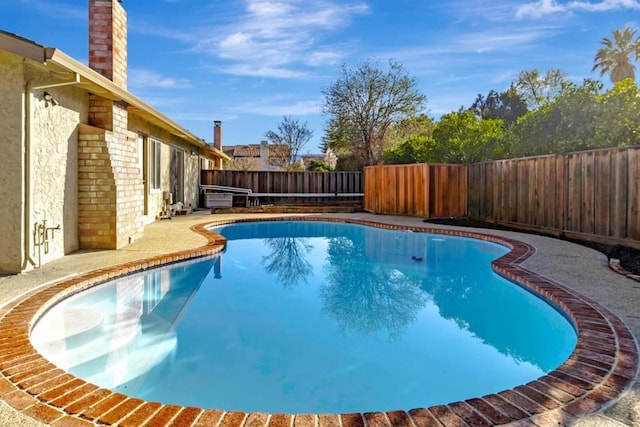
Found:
45,48 -> 229,161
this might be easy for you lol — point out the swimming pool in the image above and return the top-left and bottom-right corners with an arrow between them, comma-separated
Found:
31,220 -> 577,414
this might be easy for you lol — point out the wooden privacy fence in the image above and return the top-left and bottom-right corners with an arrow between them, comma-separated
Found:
364,164 -> 468,217
468,146 -> 640,247
201,170 -> 363,202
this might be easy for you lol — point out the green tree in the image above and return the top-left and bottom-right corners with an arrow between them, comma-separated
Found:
321,59 -> 427,166
265,116 -> 313,167
513,69 -> 567,109
431,110 -> 508,163
382,135 -> 439,164
595,79 -> 640,146
386,114 -> 435,147
470,87 -> 528,125
306,160 -> 333,171
593,27 -> 640,83
321,113 -> 361,169
510,80 -> 602,156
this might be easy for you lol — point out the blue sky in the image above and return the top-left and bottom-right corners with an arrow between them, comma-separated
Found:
0,1 -> 638,153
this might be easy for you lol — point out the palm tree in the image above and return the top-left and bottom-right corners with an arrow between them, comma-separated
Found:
593,27 -> 640,83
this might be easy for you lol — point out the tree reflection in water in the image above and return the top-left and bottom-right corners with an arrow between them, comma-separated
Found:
261,237 -> 313,288
320,236 -> 426,340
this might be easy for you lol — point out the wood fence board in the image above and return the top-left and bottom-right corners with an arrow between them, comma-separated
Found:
439,166 -> 450,217
611,150 -> 628,238
534,158 -> 545,226
398,166 -> 407,214
489,163 -> 497,220
581,152 -> 595,235
495,162 -> 503,220
627,149 -> 640,239
459,165 -> 468,216
542,157 -> 552,227
422,164 -> 430,217
506,161 -> 515,222
559,155 -> 567,231
467,165 -> 477,218
594,152 -> 611,236
566,154 -> 581,232
513,161 -> 521,222
527,159 -> 535,224
448,165 -> 456,216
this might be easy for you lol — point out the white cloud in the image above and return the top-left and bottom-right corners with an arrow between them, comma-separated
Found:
516,0 -> 640,19
129,0 -> 368,78
232,96 -> 321,116
128,70 -> 191,89
569,0 -> 640,11
217,64 -> 309,79
208,0 -> 368,77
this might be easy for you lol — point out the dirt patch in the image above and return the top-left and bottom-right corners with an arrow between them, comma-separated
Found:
424,217 -> 640,276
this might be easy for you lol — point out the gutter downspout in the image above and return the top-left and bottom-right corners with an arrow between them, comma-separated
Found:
22,79 -> 36,270
22,69 -> 81,270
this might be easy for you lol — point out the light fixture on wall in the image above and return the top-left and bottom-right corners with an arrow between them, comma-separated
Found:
43,92 -> 59,107
190,150 -> 197,158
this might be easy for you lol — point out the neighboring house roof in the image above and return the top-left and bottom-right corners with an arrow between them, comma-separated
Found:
223,144 -> 290,158
0,30 -> 230,161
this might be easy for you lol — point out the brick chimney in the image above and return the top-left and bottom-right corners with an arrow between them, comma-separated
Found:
89,0 -> 127,89
80,0 -> 143,251
213,120 -> 222,150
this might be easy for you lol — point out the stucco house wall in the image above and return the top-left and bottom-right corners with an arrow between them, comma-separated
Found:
0,51 -> 24,273
29,76 -> 87,264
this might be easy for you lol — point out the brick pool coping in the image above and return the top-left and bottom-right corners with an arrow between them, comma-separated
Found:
0,217 -> 636,426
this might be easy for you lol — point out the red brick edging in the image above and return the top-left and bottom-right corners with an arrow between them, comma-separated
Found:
609,258 -> 640,282
0,217 -> 636,426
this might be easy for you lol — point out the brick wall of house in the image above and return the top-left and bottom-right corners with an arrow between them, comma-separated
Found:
78,118 -> 143,249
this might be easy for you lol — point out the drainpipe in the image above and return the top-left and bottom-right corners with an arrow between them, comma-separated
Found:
22,71 -> 81,270
22,80 -> 36,270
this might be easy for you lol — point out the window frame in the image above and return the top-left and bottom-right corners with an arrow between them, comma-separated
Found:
149,138 -> 162,191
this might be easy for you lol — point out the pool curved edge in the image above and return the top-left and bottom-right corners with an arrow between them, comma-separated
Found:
0,216 -> 635,427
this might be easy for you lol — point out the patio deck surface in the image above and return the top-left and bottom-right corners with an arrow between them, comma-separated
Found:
0,212 -> 637,427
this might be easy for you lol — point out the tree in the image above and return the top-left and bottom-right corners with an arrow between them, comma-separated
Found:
510,80 -> 602,156
321,59 -> 427,166
431,110 -> 508,163
470,88 -> 528,125
513,69 -> 567,109
593,27 -> 640,83
265,116 -> 313,167
386,114 -> 435,147
306,160 -> 333,171
223,157 -> 259,171
382,135 -> 438,164
595,79 -> 640,146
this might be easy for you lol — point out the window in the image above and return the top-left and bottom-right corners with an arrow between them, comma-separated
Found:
149,138 -> 161,190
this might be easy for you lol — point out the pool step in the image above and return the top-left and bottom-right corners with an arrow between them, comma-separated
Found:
32,306 -> 141,371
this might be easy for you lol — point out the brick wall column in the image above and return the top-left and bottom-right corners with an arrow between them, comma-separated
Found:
79,112 -> 143,249
78,127 -> 117,249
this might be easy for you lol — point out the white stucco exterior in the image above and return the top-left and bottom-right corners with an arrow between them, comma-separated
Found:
29,81 -> 86,266
0,51 -> 25,273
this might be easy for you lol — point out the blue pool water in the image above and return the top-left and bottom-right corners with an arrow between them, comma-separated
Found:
31,221 -> 577,414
